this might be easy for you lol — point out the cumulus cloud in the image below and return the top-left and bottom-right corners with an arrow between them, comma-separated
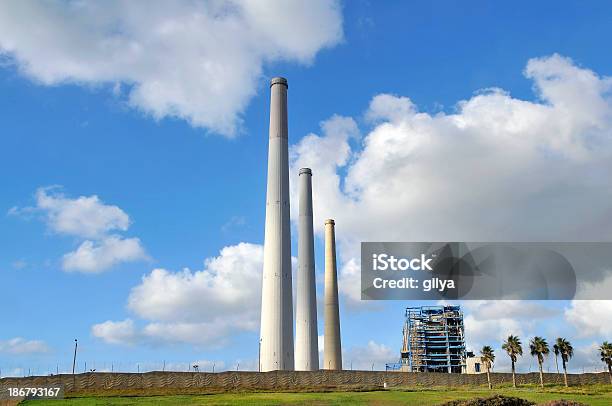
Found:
93,242 -> 263,347
91,319 -> 138,345
14,187 -> 129,239
289,54 -> 612,307
569,342 -> 607,373
564,300 -> 612,338
86,54 -> 611,354
464,314 -> 526,351
457,300 -> 610,373
63,236 -> 147,273
0,337 -> 49,354
575,270 -> 612,299
342,340 -> 395,371
10,187 -> 147,273
462,301 -> 561,321
0,0 -> 343,135
459,301 -> 561,365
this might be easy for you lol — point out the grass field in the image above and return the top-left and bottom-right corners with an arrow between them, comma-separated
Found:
21,384 -> 612,405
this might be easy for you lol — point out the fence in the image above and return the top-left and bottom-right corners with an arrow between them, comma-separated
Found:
1,370 -> 610,395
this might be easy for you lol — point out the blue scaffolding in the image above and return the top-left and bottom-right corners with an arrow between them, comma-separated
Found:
386,305 -> 466,373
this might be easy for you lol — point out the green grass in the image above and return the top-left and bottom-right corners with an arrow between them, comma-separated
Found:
21,384 -> 612,406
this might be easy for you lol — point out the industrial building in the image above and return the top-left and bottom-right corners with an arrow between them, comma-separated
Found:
295,167 -> 319,371
464,351 -> 484,374
259,77 -> 341,371
260,77 -> 295,372
387,305 -> 466,373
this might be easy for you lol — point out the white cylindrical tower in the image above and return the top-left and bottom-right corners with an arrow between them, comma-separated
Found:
295,168 -> 319,371
324,219 -> 342,370
260,77 -> 294,372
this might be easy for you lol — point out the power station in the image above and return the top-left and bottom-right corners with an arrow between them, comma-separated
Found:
295,168 -> 319,371
260,77 -> 342,372
324,219 -> 342,370
260,77 -> 294,372
386,305 -> 466,373
258,78 -> 471,375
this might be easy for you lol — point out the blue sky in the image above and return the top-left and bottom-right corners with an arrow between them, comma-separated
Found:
1,1 -> 611,376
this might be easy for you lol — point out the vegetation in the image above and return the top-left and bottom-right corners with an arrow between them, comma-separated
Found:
600,341 -> 612,384
20,384 -> 612,406
553,342 -> 561,375
502,335 -> 523,388
439,394 -> 535,406
554,338 -> 574,387
15,337 -> 612,405
530,337 -> 550,388
480,346 -> 495,390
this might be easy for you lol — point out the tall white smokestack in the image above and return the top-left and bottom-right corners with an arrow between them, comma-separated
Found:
260,77 -> 294,372
324,219 -> 342,370
295,168 -> 319,371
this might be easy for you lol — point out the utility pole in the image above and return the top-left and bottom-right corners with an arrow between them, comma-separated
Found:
72,339 -> 78,375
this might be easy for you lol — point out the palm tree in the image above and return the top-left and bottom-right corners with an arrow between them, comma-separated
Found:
553,342 -> 560,375
530,336 -> 550,388
502,335 -> 523,388
480,346 -> 495,389
555,338 -> 573,387
600,341 -> 612,384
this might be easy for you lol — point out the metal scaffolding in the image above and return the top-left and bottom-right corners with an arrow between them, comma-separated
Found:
387,305 -> 466,373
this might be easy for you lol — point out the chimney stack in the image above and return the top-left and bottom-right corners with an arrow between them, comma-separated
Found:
324,219 -> 342,370
259,77 -> 294,371
295,168 -> 319,371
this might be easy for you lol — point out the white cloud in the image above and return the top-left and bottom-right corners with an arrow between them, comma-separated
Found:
575,270 -> 612,299
0,338 -> 49,354
93,242 -> 263,347
141,319 -> 252,347
460,301 -> 563,360
16,187 -> 129,239
91,319 -> 138,345
0,0 -> 343,136
63,235 -> 147,273
128,243 -> 262,323
342,340 -> 395,371
11,187 -> 147,273
565,300 -> 612,338
289,55 -> 612,308
462,301 -> 611,373
464,314 -> 526,351
462,301 -> 560,320
569,342 -> 607,373
82,53 -> 612,355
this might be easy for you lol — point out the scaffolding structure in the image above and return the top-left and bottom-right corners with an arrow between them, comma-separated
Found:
387,305 -> 466,373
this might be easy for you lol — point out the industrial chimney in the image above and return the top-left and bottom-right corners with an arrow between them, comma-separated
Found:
324,219 -> 342,370
259,77 -> 294,372
295,168 -> 319,371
